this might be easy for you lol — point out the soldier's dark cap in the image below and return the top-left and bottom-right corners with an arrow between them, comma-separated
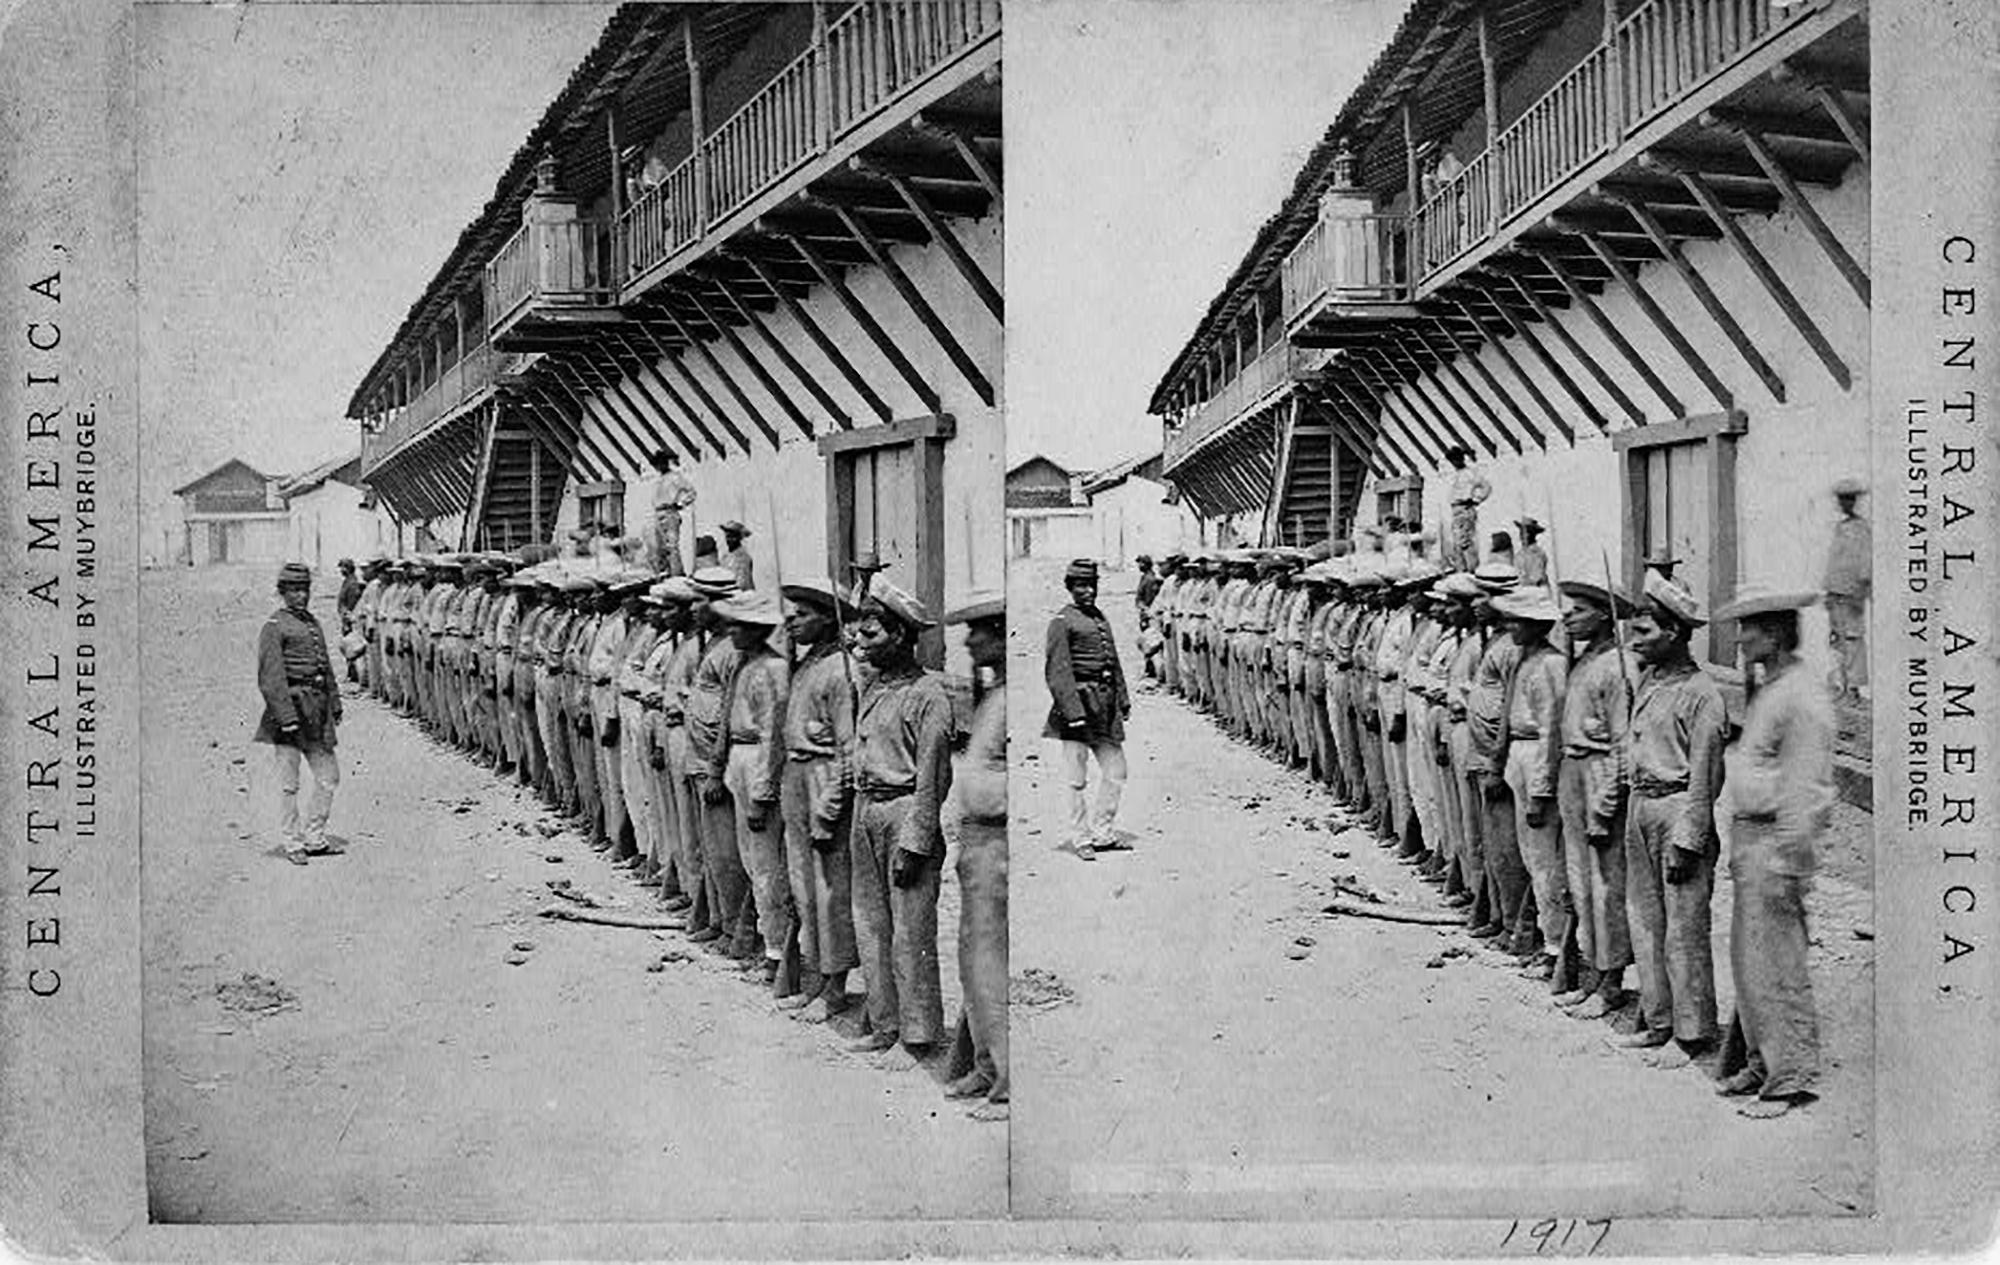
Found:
337,557 -> 355,570
1064,559 -> 1099,582
1558,579 -> 1633,616
277,561 -> 312,588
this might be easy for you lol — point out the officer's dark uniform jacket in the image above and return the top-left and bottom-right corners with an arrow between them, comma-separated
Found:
255,605 -> 341,746
1044,602 -> 1130,743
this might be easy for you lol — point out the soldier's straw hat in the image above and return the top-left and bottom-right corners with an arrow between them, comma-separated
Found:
649,576 -> 699,604
1714,584 -> 1822,623
863,579 -> 934,629
1640,569 -> 1706,628
1558,579 -> 1633,616
608,569 -> 655,596
1515,515 -> 1543,532
1472,560 -> 1520,591
1347,571 -> 1387,590
1398,561 -> 1443,589
1434,572 -> 1484,601
782,577 -> 861,617
559,574 -> 598,595
1064,558 -> 1099,582
1492,589 -> 1563,622
712,591 -> 784,627
719,520 -> 751,536
1832,476 -> 1867,497
943,590 -> 1006,626
689,566 -> 739,599
277,561 -> 313,588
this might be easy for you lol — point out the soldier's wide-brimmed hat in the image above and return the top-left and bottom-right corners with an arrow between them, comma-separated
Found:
1396,561 -> 1443,590
1715,584 -> 1822,622
943,590 -> 1005,625
277,561 -> 313,588
1347,570 -> 1387,589
781,577 -> 861,617
1641,569 -> 1706,627
1434,572 -> 1484,601
1558,579 -> 1633,616
688,566 -> 739,599
719,520 -> 751,536
1472,560 -> 1520,591
1515,515 -> 1543,531
1135,553 -> 1153,566
712,591 -> 784,627
1064,558 -> 1099,582
607,568 -> 655,596
1832,476 -> 1866,497
649,576 -> 699,605
863,579 -> 934,629
559,574 -> 598,594
1492,589 -> 1563,622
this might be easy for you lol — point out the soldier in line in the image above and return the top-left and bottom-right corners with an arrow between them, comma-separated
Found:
720,520 -> 757,591
1614,570 -> 1726,1068
1043,559 -> 1132,861
777,579 -> 863,1022
945,592 -> 1008,1122
1554,580 -> 1635,1020
1713,585 -> 1835,1118
1494,587 -> 1569,985
714,591 -> 793,992
847,582 -> 955,1067
687,565 -> 753,959
1154,555 -> 1184,694
254,562 -> 344,865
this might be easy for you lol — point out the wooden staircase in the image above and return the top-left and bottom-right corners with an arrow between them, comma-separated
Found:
467,424 -> 568,553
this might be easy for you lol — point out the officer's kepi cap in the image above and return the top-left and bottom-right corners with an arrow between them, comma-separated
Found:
277,561 -> 312,588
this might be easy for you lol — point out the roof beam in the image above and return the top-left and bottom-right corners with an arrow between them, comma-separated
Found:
863,162 -> 1004,322
736,248 -> 892,423
627,320 -> 732,457
1446,295 -> 1574,446
1533,249 -> 1682,417
1466,278 -> 1601,440
1719,118 -> 1870,306
827,202 -> 995,407
1573,228 -> 1734,412
784,231 -> 942,414
706,270 -> 854,431
683,288 -> 817,441
1417,315 -> 1542,452
1499,267 -> 1640,429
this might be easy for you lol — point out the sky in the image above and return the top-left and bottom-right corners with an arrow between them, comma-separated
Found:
1007,0 -> 1402,473
136,1 -> 617,545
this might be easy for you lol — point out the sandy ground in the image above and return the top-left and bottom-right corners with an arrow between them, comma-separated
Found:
1008,557 -> 1873,1221
141,567 -> 1004,1223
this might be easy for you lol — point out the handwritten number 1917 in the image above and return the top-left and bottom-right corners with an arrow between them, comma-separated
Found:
1499,1219 -> 1612,1255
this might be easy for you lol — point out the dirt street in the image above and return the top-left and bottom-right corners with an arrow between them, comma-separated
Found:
141,567 -> 1004,1223
1008,557 -> 1872,1222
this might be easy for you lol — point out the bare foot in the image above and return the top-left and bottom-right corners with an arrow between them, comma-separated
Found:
847,1031 -> 897,1054
944,1071 -> 992,1100
872,1044 -> 920,1073
968,1101 -> 1009,1122
1738,1096 -> 1806,1119
1715,1068 -> 1764,1098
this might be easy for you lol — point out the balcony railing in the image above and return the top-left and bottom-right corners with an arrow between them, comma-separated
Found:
360,342 -> 498,474
1282,211 -> 1411,324
616,0 -> 1001,287
1165,341 -> 1302,470
486,218 -> 614,336
1408,0 -> 1821,288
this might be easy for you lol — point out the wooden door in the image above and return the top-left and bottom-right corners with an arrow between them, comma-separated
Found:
822,417 -> 953,667
1636,441 -> 1711,662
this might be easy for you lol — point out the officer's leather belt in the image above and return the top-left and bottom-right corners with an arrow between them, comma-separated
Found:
856,783 -> 915,801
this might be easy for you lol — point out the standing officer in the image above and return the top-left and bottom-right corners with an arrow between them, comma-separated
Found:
1714,585 -> 1835,1117
1044,559 -> 1131,860
254,562 -> 343,864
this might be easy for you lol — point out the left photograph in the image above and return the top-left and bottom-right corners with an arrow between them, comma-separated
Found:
138,1 -> 1005,1222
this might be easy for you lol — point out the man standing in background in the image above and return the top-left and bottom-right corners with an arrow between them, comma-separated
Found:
1044,559 -> 1131,860
649,449 -> 696,576
255,562 -> 344,865
1821,477 -> 1871,704
720,521 -> 757,591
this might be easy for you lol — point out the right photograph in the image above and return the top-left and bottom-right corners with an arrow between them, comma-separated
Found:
1008,0 -> 1873,1220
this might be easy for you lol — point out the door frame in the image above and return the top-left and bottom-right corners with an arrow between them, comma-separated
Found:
1616,410 -> 1745,668
819,413 -> 955,667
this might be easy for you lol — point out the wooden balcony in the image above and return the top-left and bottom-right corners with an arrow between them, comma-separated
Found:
1163,341 -> 1304,472
1410,0 -> 1841,291
615,0 -> 1001,294
485,217 -> 619,348
360,342 -> 500,476
1283,0 -> 1847,337
1282,211 -> 1414,331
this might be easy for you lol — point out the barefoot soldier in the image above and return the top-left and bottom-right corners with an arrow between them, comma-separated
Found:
1494,587 -> 1569,981
1714,585 -> 1836,1117
1616,570 -> 1726,1066
1555,579 -> 1635,1019
713,590 -> 793,989
687,565 -> 752,958
945,591 -> 1009,1121
777,578 -> 864,1023
255,561 -> 344,864
1043,558 -> 1132,860
847,581 -> 954,1063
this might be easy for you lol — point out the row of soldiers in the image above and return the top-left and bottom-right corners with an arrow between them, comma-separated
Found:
344,552 -> 1009,1119
1145,540 -> 1838,1117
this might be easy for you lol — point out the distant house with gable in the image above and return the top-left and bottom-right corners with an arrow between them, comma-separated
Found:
173,459 -> 289,567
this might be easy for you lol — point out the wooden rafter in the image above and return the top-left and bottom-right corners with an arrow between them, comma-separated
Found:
782,232 -> 940,414
1572,231 -> 1734,413
1608,195 -> 1785,404
604,331 -> 703,460
863,162 -> 1003,321
1467,280 -> 1604,439
1533,248 -> 1682,417
1388,331 -> 1499,459
627,322 -> 732,456
1415,317 -> 1539,453
683,288 -> 816,440
1670,167 -> 1851,390
1446,296 -> 1573,445
660,302 -> 781,449
1500,267 -> 1639,429
1722,120 -> 1869,305
707,270 -> 853,430
653,337 -> 754,456
826,203 -> 995,406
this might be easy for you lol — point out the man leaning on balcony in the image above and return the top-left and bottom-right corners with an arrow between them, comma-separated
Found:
649,449 -> 696,577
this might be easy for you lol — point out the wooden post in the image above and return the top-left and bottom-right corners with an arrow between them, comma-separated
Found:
1602,0 -> 1624,142
1478,6 -> 1502,223
1402,99 -> 1423,210
812,3 -> 833,150
607,110 -> 624,223
685,19 -> 710,227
